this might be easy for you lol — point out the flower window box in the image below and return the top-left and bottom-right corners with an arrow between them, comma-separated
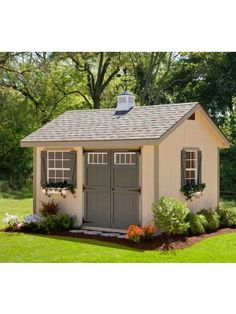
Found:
41,182 -> 75,198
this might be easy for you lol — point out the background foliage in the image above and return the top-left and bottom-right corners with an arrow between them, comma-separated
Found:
0,52 -> 235,194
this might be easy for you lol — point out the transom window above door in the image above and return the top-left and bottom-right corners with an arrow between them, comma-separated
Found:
185,150 -> 197,185
88,152 -> 108,165
114,152 -> 136,165
47,151 -> 70,183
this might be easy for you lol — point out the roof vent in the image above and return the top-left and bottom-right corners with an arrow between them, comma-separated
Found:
116,91 -> 135,114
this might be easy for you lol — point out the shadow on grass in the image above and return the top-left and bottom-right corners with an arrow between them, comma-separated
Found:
24,233 -> 144,252
0,189 -> 33,199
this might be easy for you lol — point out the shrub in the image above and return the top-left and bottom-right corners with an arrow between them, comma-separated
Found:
37,213 -> 74,234
56,213 -> 74,230
142,224 -> 157,239
187,212 -> 207,235
126,225 -> 143,243
40,199 -> 59,216
152,197 -> 190,235
217,207 -> 236,228
2,213 -> 20,227
198,209 -> 220,232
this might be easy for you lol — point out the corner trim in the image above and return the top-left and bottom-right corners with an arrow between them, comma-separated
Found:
217,147 -> 220,206
33,147 -> 37,214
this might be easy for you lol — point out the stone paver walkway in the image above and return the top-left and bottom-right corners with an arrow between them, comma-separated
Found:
69,229 -> 126,238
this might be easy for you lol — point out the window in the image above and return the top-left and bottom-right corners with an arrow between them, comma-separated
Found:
185,150 -> 198,185
47,151 -> 70,183
114,152 -> 136,165
88,152 -> 108,165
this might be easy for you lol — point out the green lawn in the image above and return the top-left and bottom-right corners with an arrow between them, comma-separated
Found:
0,190 -> 32,229
0,191 -> 236,262
1,231 -> 236,262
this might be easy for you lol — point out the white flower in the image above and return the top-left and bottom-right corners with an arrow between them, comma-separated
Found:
2,213 -> 20,227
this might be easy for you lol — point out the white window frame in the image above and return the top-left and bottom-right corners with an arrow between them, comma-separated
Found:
88,152 -> 108,165
47,151 -> 70,183
114,152 -> 136,165
185,149 -> 198,185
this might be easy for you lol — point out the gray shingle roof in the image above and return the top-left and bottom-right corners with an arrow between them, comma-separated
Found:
21,102 -> 198,143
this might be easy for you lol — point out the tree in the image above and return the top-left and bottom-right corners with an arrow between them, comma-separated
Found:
0,52 -> 80,125
62,52 -> 122,109
166,52 -> 236,128
0,89 -> 34,187
129,52 -> 178,106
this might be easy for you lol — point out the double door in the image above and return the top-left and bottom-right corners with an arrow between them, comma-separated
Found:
84,150 -> 140,229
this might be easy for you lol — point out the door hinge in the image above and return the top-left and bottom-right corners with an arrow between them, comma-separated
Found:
83,185 -> 96,191
127,187 -> 141,194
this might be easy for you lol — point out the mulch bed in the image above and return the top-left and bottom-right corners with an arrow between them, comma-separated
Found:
3,226 -> 236,251
50,227 -> 236,251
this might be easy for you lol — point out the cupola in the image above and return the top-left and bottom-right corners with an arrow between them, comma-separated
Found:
115,91 -> 135,114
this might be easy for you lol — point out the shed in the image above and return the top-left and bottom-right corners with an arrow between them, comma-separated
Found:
21,93 -> 230,231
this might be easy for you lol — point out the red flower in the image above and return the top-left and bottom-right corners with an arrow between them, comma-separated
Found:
126,225 -> 143,243
142,224 -> 157,239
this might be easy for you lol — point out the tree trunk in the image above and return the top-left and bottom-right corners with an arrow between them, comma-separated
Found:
93,94 -> 101,109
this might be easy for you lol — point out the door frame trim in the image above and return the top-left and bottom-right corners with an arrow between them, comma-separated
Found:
83,148 -> 141,229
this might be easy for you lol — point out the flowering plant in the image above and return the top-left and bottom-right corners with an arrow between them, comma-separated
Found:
181,183 -> 206,201
126,225 -> 143,243
142,224 -> 157,239
2,213 -> 20,227
40,199 -> 59,216
23,214 -> 43,225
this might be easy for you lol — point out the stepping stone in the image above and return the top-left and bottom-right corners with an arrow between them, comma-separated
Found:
101,232 -> 120,237
117,234 -> 127,239
83,230 -> 102,235
69,230 -> 85,234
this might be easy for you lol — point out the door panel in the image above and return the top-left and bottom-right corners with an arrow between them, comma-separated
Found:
111,151 -> 140,229
85,189 -> 110,228
111,191 -> 139,229
84,152 -> 110,227
86,167 -> 110,187
113,167 -> 139,188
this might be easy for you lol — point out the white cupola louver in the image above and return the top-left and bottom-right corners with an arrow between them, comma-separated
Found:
115,91 -> 135,114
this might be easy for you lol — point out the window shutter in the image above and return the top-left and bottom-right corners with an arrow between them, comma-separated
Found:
69,151 -> 77,188
41,150 -> 47,186
197,150 -> 202,184
181,150 -> 186,187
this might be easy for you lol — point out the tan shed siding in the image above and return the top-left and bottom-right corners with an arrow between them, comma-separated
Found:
154,145 -> 159,202
33,147 -> 37,214
217,147 -> 220,205
141,145 -> 155,225
158,111 -> 219,211
35,147 -> 83,226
